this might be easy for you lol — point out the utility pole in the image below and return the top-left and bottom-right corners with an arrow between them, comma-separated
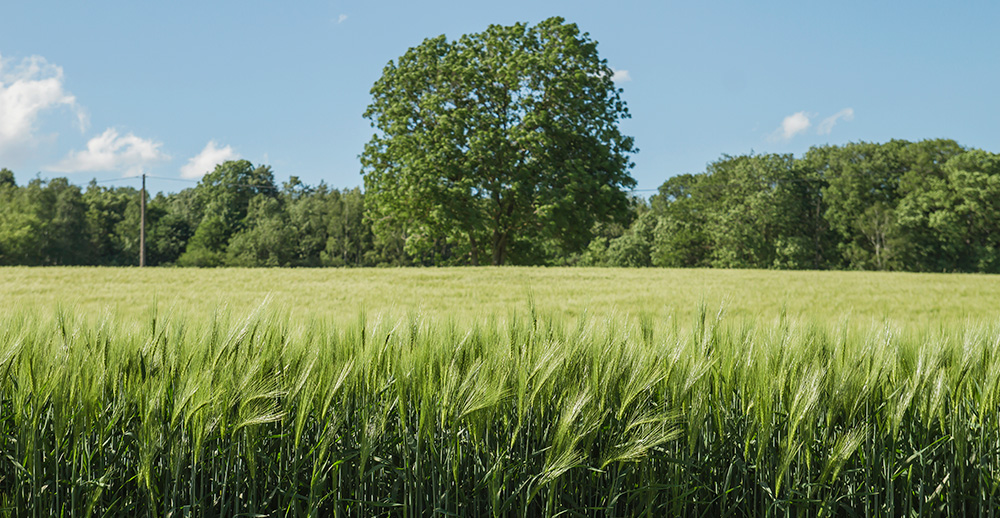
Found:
140,173 -> 146,267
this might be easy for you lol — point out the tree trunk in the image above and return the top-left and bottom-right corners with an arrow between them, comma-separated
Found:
491,230 -> 507,266
490,189 -> 508,265
469,234 -> 480,266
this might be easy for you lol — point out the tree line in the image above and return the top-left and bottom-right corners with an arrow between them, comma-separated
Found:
1,138 -> 998,271
582,138 -> 1000,272
0,161 -> 391,267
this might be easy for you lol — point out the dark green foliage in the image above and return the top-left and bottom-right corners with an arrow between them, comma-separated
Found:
146,195 -> 194,266
577,199 -> 653,267
0,168 -> 14,188
83,182 -> 144,265
0,161 -> 400,267
621,139 -> 1000,272
0,177 -> 89,265
176,160 -> 278,265
361,17 -> 637,265
1,139 -> 999,270
647,174 -> 708,267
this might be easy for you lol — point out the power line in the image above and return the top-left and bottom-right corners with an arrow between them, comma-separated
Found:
144,175 -> 198,183
146,174 -> 283,191
81,173 -> 827,197
82,174 -> 285,192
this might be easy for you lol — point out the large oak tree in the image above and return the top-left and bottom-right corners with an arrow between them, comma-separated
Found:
361,17 -> 637,265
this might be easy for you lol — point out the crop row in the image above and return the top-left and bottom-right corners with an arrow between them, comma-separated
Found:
0,305 -> 998,516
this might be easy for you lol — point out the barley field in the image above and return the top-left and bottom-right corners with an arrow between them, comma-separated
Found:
2,266 -> 997,325
1,267 -> 999,516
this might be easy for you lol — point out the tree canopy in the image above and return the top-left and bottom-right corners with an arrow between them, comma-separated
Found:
2,139 -> 1000,271
361,17 -> 637,265
575,139 -> 1000,273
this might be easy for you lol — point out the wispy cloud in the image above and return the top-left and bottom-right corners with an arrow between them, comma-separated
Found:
181,141 -> 239,179
49,128 -> 168,176
817,108 -> 854,135
337,14 -> 348,24
611,68 -> 631,83
0,53 -> 87,162
773,111 -> 812,140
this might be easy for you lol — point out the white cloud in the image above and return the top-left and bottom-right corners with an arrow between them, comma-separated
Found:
817,108 -> 855,135
775,111 -> 812,140
180,140 -> 240,179
49,128 -> 168,176
611,68 -> 631,83
337,13 -> 348,23
0,53 -> 87,161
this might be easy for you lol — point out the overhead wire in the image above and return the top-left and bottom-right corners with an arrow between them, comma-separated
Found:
77,172 -> 831,197
79,174 -> 285,192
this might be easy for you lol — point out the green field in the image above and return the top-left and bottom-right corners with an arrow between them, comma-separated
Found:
1,267 -> 999,516
3,267 -> 998,325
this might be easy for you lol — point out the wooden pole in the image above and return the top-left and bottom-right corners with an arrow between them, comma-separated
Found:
140,173 -> 146,267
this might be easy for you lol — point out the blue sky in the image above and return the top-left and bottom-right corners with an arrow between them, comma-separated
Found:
1,1 -> 997,194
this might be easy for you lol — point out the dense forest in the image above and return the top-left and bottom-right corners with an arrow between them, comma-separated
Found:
1,138 -> 999,272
